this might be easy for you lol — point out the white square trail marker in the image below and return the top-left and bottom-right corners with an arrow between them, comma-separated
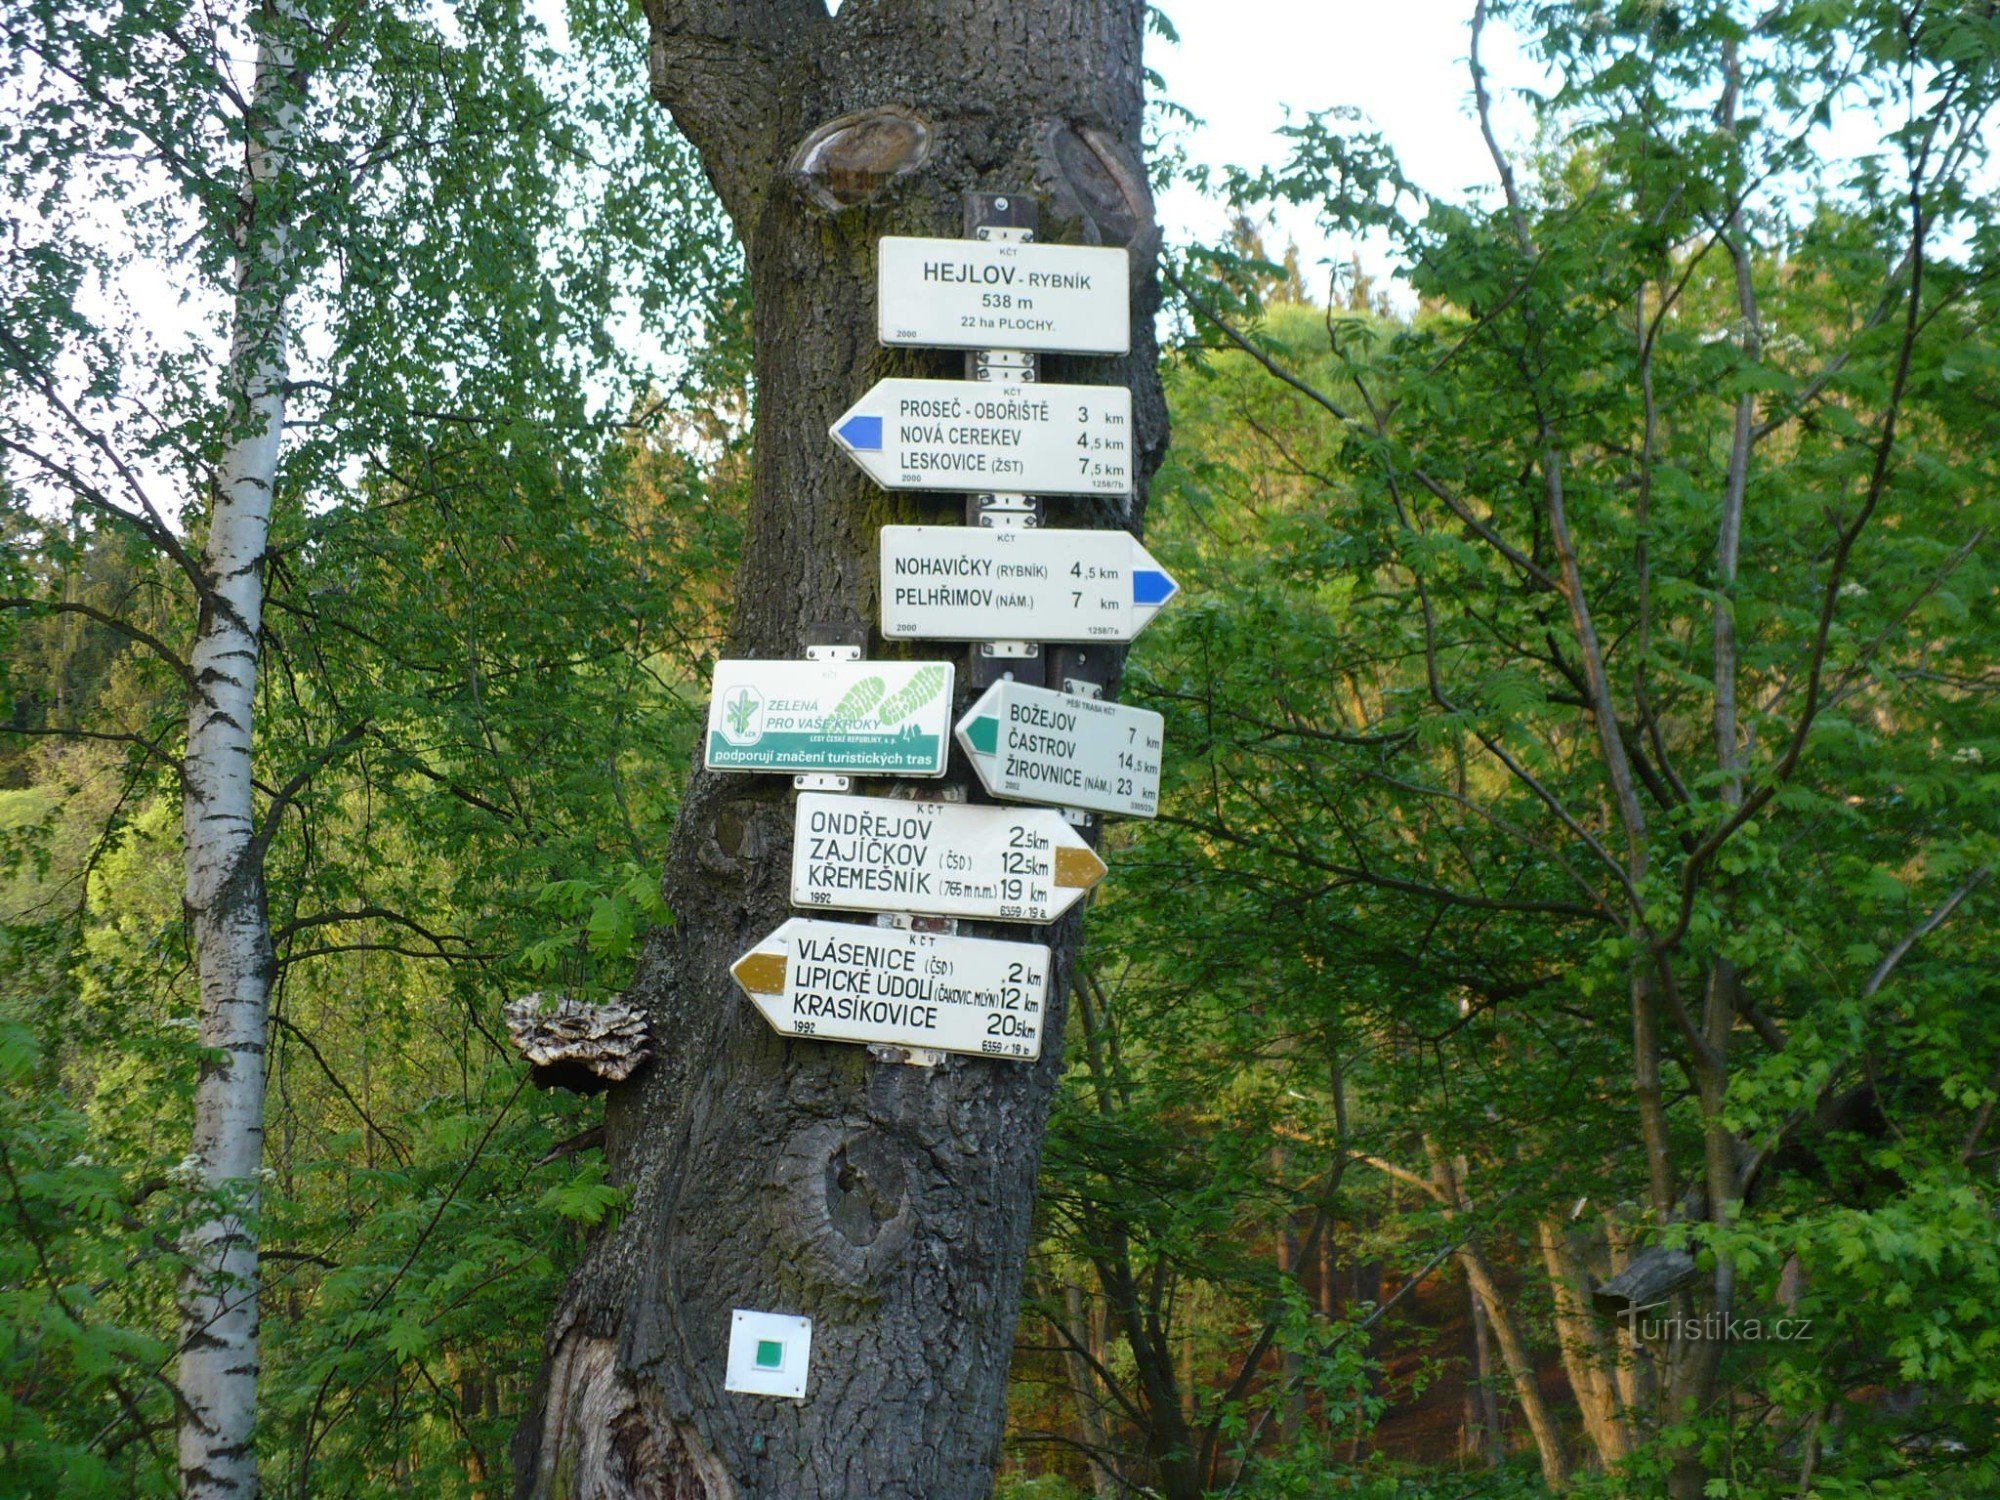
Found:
726,1309 -> 812,1399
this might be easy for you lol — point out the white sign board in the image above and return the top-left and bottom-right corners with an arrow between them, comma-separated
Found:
792,792 -> 1107,924
877,236 -> 1130,355
957,681 -> 1164,820
880,525 -> 1178,644
726,1309 -> 811,1400
731,917 -> 1048,1061
830,379 -> 1132,497
704,659 -> 952,779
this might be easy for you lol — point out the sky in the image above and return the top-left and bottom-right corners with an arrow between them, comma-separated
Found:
22,1 -> 1936,525
806,0 -> 1545,276
1146,0 -> 1545,301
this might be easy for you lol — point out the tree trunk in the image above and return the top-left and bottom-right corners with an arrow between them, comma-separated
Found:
1058,1280 -> 1121,1500
1455,1240 -> 1570,1491
1601,1210 -> 1656,1419
1272,1147 -> 1305,1446
178,8 -> 303,1497
1464,1277 -> 1501,1465
514,4 -> 1165,1497
1076,980 -> 1199,1498
1666,1052 -> 1744,1500
1538,1216 -> 1629,1469
1426,1144 -> 1570,1492
1092,1228 -> 1200,1500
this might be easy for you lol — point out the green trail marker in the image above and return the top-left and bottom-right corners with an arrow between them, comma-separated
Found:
726,1309 -> 812,1400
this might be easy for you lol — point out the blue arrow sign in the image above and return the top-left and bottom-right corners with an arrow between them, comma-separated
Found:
835,414 -> 883,452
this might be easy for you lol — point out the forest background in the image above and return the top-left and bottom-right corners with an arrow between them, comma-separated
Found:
3,1 -> 1997,1497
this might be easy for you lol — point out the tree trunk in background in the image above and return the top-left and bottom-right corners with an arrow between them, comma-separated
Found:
178,8 -> 303,1496
1539,1216 -> 1630,1470
1092,1227 -> 1200,1500
1601,1211 -> 1654,1418
1427,1144 -> 1570,1492
1464,1280 -> 1501,1465
1059,1281 -> 1121,1500
1272,1147 -> 1306,1446
1075,975 -> 1199,1497
514,3 -> 1165,1496
1455,1240 -> 1571,1491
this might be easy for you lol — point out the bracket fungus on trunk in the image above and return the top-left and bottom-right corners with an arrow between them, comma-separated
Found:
505,993 -> 654,1096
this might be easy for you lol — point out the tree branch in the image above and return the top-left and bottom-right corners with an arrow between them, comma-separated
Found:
0,598 -> 193,685
271,903 -> 478,953
1152,811 -> 1609,920
270,1015 -> 414,1166
640,0 -> 829,227
246,720 -> 368,870
1662,115 -> 1935,953
1861,868 -> 1989,1001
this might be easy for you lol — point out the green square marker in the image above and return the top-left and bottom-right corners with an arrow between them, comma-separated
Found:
727,1308 -> 810,1398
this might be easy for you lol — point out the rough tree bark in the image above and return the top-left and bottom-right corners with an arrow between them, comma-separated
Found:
513,4 -> 1165,1496
178,5 -> 304,1496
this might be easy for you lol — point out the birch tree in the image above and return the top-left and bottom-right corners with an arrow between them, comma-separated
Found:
173,7 -> 306,1491
1,4 -> 313,1480
3,0 -> 730,1490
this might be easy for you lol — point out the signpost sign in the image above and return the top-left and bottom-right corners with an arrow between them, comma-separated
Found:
880,525 -> 1177,643
731,917 -> 1049,1060
956,680 -> 1164,819
830,379 -> 1132,497
791,792 -> 1107,924
704,659 -> 953,778
877,236 -> 1129,355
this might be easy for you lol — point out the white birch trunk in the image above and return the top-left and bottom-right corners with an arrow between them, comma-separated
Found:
177,8 -> 304,1495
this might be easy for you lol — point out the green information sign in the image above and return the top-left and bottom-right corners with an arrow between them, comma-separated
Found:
704,658 -> 954,778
